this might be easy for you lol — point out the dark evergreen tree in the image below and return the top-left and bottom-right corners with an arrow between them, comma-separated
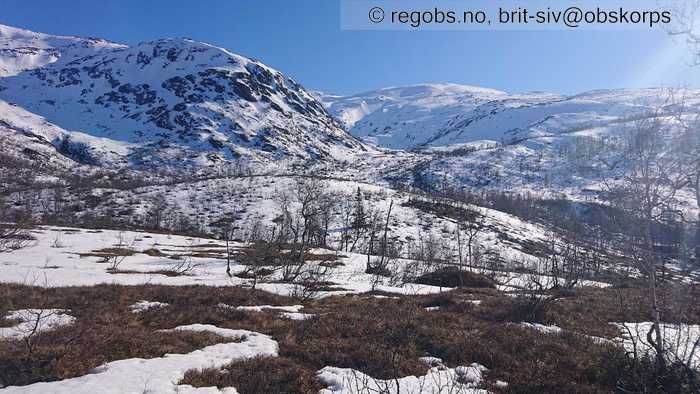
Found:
351,187 -> 366,231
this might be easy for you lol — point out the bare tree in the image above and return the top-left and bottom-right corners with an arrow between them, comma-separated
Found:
454,205 -> 483,276
338,196 -> 354,252
665,0 -> 700,65
367,200 -> 394,275
411,232 -> 445,274
603,106 -> 691,374
276,177 -> 333,282
18,309 -> 63,357
0,199 -> 32,254
535,231 -> 591,290
211,217 -> 236,277
237,241 -> 278,289
148,193 -> 169,230
289,264 -> 330,301
675,103 -> 700,264
651,4 -> 700,267
364,204 -> 383,273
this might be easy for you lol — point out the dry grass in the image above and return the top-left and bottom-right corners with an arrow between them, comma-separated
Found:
106,269 -> 189,277
0,283 -> 291,387
142,247 -> 167,257
233,243 -> 343,267
181,356 -> 322,394
415,268 -> 496,289
78,247 -> 137,259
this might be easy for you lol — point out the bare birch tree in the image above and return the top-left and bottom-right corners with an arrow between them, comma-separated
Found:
604,106 -> 690,375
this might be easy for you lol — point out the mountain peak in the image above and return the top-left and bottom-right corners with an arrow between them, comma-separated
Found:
0,23 -> 125,77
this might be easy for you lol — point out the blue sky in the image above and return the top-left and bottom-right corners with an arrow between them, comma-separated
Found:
1,0 -> 698,95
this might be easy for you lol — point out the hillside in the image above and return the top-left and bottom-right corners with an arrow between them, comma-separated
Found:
321,84 -> 700,149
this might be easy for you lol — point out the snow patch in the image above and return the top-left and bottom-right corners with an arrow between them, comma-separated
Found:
612,322 -> 700,370
318,362 -> 489,394
130,300 -> 169,313
519,322 -> 563,335
0,309 -> 75,340
280,312 -> 316,320
234,305 -> 304,313
2,324 -> 277,393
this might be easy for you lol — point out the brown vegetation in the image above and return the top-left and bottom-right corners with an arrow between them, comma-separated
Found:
4,282 -> 696,392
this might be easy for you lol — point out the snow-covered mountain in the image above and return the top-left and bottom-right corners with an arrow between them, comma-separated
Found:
0,23 -> 697,216
320,84 -> 700,150
0,24 -> 366,168
317,84 -> 700,216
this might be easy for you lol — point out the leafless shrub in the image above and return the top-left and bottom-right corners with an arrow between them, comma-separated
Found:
289,265 -> 331,302
17,309 -> 63,357
236,241 -> 279,289
103,232 -> 137,271
168,241 -> 202,275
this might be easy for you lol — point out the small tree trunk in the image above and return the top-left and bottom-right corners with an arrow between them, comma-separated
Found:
645,220 -> 666,373
225,237 -> 232,277
378,200 -> 394,270
695,171 -> 700,264
456,226 -> 464,286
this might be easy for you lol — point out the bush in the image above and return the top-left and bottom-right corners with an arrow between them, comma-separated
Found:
142,248 -> 166,257
415,268 -> 495,288
609,355 -> 700,394
485,296 -> 550,323
423,293 -> 457,308
181,356 -> 321,394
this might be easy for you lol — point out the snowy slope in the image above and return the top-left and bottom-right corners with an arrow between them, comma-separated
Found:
0,25 -> 366,168
320,84 -> 516,148
321,84 -> 700,149
0,24 -> 125,77
319,84 -> 700,214
7,175 -> 619,280
0,98 -> 132,168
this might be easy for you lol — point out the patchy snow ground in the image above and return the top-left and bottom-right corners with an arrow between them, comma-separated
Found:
0,227 -> 444,297
1,324 -> 277,393
519,322 -> 563,335
130,300 -> 169,313
0,309 -> 75,340
0,226 -> 609,299
518,322 -> 618,346
280,312 -> 316,320
17,175 -> 567,268
221,304 -> 316,321
612,322 -> 700,370
233,305 -> 304,313
318,360 -> 490,394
